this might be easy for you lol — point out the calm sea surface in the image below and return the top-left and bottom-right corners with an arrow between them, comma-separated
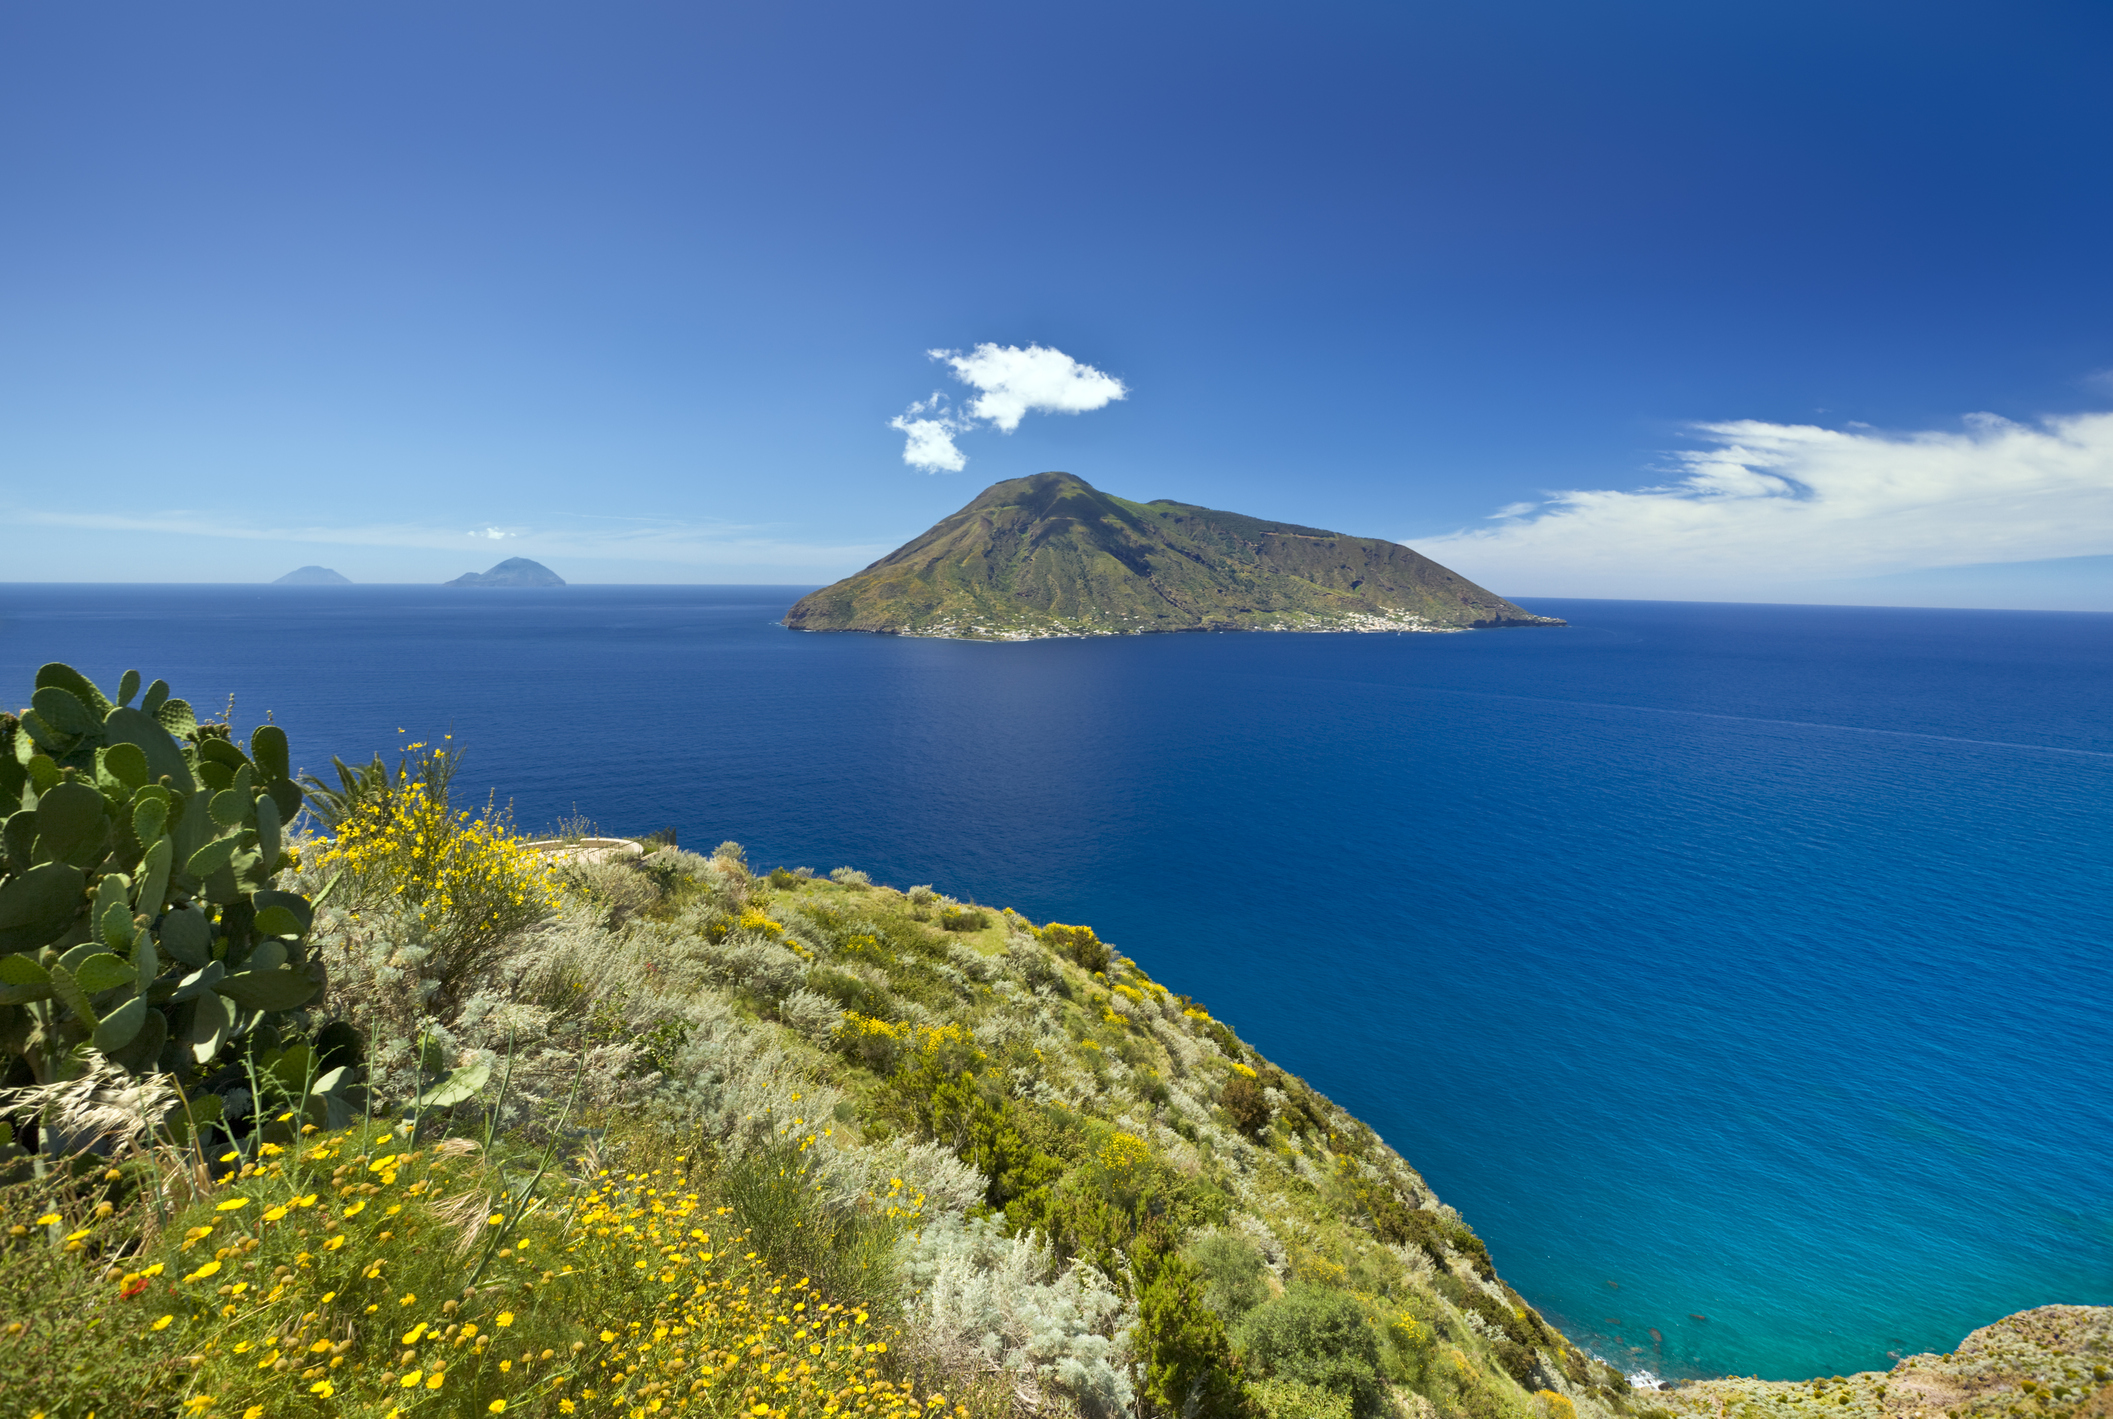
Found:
3,584 -> 2108,1381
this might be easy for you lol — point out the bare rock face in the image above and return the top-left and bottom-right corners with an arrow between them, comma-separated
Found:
446,557 -> 565,588
784,471 -> 1560,639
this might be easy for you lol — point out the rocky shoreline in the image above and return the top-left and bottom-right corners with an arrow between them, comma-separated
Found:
1655,1306 -> 2111,1419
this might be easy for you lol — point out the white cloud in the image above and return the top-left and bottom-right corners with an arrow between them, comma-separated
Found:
888,393 -> 970,473
889,343 -> 1126,471
470,526 -> 513,539
888,416 -> 968,473
932,343 -> 1127,432
1420,410 -> 2113,601
5,506 -> 888,571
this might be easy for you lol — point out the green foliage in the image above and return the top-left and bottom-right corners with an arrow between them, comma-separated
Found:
1232,1284 -> 1389,1419
1134,1235 -> 1253,1418
1042,921 -> 1109,972
1221,1073 -> 1271,1139
0,1118 -> 943,1419
2,663 -> 324,1127
296,741 -> 449,834
1186,1231 -> 1271,1321
1345,1156 -> 1498,1280
698,1135 -> 911,1315
937,904 -> 990,932
1250,1378 -> 1356,1419
782,471 -> 1563,638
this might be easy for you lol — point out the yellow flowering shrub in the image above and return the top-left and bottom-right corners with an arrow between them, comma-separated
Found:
1536,1389 -> 1580,1419
3,1125 -> 959,1418
318,776 -> 561,1000
1096,1133 -> 1150,1172
835,1014 -> 910,1072
1036,925 -> 1107,973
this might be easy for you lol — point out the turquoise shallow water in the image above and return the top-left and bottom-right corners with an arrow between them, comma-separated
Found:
3,585 -> 2108,1381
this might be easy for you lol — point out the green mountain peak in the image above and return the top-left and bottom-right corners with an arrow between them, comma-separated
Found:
786,471 -> 1561,639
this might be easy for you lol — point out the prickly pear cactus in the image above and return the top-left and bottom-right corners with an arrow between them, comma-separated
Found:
0,662 -> 330,1120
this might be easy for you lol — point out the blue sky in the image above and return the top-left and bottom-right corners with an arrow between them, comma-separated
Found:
4,0 -> 2112,607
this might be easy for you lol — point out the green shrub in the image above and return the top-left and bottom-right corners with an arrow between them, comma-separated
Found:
938,905 -> 990,932
1232,1284 -> 1387,1419
685,1135 -> 908,1314
809,965 -> 894,1018
1252,1378 -> 1355,1419
1221,1073 -> 1271,1139
1495,1337 -> 1541,1386
1133,1237 -> 1251,1417
1041,922 -> 1109,972
1186,1231 -> 1270,1321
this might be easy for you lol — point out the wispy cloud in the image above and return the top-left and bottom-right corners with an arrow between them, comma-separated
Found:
6,508 -> 889,570
890,343 -> 1127,472
1421,410 -> 2113,600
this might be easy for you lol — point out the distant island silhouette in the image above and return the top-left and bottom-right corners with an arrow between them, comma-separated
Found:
446,556 -> 565,587
272,566 -> 351,585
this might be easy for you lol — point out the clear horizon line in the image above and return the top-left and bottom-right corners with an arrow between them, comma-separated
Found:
0,581 -> 2109,616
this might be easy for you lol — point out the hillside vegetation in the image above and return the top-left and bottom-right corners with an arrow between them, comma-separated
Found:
3,664 -> 2099,1419
783,473 -> 1563,638
1660,1308 -> 2112,1419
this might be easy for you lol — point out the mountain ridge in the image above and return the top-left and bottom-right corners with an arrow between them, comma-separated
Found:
785,472 -> 1560,638
446,556 -> 565,587
272,565 -> 351,585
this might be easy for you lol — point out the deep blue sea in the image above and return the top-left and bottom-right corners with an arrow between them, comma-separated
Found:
4,585 -> 2108,1382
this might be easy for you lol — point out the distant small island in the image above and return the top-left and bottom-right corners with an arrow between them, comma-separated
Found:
786,471 -> 1563,639
272,565 -> 351,585
446,556 -> 565,587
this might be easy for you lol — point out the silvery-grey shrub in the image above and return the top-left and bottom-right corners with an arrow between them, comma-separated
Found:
719,936 -> 805,1000
778,987 -> 842,1043
899,1213 -> 1136,1419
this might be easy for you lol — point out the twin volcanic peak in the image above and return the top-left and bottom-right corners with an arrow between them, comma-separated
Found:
446,557 -> 565,588
785,471 -> 1561,639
